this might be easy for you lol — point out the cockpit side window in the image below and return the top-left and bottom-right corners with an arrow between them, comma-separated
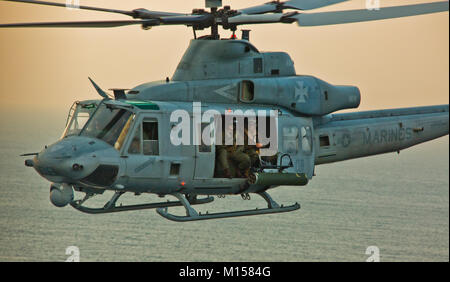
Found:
128,126 -> 142,154
114,114 -> 134,151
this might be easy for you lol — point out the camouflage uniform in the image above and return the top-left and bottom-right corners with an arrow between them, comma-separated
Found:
215,146 -> 232,178
228,145 -> 251,176
215,126 -> 250,178
244,128 -> 260,168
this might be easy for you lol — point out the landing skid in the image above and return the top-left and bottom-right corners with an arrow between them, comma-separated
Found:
156,192 -> 300,222
70,191 -> 214,214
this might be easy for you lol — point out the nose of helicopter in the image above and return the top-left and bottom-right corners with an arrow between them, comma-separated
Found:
32,136 -> 119,184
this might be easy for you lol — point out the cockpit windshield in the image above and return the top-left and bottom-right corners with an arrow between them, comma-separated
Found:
80,103 -> 134,150
61,101 -> 98,138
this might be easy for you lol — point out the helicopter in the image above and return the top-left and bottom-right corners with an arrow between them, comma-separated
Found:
1,0 -> 448,222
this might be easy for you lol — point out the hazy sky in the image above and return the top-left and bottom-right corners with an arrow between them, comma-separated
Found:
0,0 -> 448,115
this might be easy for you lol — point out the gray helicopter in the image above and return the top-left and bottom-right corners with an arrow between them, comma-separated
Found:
2,0 -> 449,222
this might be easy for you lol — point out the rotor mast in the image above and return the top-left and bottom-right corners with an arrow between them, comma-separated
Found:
206,0 -> 221,39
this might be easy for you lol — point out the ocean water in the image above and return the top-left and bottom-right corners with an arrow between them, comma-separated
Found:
0,110 -> 448,262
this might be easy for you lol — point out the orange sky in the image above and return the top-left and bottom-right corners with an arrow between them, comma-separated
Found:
0,0 -> 448,115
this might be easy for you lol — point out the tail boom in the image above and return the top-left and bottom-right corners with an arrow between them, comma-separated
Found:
313,105 -> 449,165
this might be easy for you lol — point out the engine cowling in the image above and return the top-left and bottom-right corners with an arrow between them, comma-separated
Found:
250,75 -> 361,116
311,77 -> 361,116
284,76 -> 361,116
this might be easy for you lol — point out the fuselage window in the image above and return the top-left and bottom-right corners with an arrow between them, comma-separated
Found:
143,120 -> 159,155
283,126 -> 299,154
301,126 -> 312,153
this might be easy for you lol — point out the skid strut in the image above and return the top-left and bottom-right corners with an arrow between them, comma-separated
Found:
156,192 -> 300,222
70,191 -> 214,214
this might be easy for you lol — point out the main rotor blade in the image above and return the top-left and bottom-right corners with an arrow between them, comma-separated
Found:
159,14 -> 213,25
228,14 -> 283,24
285,0 -> 348,10
3,0 -> 135,16
238,2 -> 279,14
227,13 -> 296,25
0,15 -> 210,29
0,20 -> 158,28
2,0 -> 186,19
294,1 -> 449,26
239,0 -> 347,14
132,8 -> 186,19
